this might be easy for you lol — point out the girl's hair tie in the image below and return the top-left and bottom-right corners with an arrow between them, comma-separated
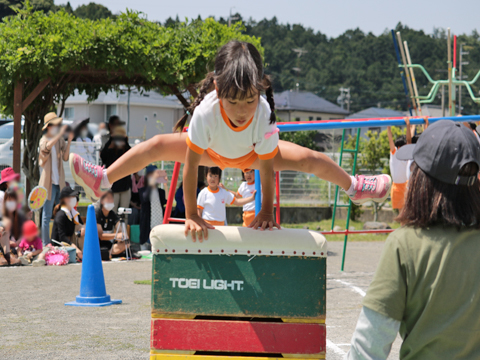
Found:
186,110 -> 191,116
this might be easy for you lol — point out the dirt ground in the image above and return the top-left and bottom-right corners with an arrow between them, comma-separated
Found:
0,241 -> 401,360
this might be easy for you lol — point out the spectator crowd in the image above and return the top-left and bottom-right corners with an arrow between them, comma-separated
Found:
0,111 -> 172,266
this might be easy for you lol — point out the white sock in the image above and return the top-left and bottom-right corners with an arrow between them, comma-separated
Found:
344,175 -> 357,195
101,169 -> 112,189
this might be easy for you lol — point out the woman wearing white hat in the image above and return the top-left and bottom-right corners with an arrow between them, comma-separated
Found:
38,112 -> 73,246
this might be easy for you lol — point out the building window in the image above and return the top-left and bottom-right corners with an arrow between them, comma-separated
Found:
106,105 -> 117,120
308,116 -> 313,121
294,117 -> 300,122
316,117 -> 322,120
369,127 -> 381,134
64,107 -> 74,120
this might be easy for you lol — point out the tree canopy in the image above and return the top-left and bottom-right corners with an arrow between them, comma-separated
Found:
0,3 -> 261,184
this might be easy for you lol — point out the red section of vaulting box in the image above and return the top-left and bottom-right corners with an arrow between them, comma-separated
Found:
151,318 -> 326,354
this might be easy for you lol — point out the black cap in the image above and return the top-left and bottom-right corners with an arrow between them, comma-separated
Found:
397,120 -> 480,186
60,186 -> 79,199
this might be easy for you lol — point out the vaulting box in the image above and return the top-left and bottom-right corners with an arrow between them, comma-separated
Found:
149,225 -> 328,359
149,225 -> 327,320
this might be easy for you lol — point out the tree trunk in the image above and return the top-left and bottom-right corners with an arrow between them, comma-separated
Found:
373,202 -> 378,222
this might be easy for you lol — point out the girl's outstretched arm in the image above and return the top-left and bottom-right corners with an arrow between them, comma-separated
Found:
248,159 -> 281,231
183,148 -> 214,242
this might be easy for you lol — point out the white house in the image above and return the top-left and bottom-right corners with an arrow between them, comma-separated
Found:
58,90 -> 184,140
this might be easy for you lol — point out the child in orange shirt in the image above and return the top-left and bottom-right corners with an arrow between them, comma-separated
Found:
197,167 -> 255,226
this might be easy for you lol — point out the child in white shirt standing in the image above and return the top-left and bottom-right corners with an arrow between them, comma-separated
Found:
236,169 -> 257,227
198,167 -> 255,226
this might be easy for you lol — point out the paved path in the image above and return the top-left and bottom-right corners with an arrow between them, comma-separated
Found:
0,241 -> 401,359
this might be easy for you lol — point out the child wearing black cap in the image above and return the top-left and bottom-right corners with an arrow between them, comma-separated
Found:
50,186 -> 84,261
348,120 -> 480,359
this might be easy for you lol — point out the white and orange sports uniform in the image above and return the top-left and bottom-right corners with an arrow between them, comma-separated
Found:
186,91 -> 279,171
390,148 -> 409,209
197,186 -> 235,226
236,181 -> 257,227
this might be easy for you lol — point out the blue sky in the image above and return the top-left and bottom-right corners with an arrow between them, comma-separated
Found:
66,0 -> 480,37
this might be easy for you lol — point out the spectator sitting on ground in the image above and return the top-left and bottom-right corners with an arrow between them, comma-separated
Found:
139,165 -> 168,250
17,220 -> 45,266
3,188 -> 26,248
50,187 -> 84,261
0,167 -> 20,217
0,218 -> 20,266
96,190 -> 140,259
100,125 -> 131,213
39,112 -> 73,246
347,120 -> 480,359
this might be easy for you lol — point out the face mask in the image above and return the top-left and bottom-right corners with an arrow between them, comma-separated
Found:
5,200 -> 17,212
137,169 -> 145,176
80,129 -> 89,138
99,129 -> 108,136
103,202 -> 114,211
68,197 -> 77,208
114,140 -> 125,148
48,126 -> 59,136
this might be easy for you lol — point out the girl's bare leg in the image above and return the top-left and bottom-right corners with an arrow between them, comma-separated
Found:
106,133 -> 216,184
250,140 -> 352,190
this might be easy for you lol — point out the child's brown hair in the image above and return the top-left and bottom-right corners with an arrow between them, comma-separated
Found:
175,40 -> 275,132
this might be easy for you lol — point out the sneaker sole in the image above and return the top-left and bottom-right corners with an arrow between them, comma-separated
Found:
69,153 -> 100,202
350,175 -> 392,206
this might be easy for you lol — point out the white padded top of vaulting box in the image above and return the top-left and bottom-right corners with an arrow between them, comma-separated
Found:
150,225 -> 327,257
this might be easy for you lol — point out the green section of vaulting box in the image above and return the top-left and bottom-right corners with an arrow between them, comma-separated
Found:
152,254 -> 326,319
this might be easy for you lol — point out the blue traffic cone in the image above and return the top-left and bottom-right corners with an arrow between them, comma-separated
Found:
65,205 -> 121,307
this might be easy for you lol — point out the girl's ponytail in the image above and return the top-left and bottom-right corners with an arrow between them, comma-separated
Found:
174,72 -> 215,132
264,75 -> 276,124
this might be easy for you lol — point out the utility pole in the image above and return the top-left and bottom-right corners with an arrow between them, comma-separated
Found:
337,88 -> 351,111
292,48 -> 308,92
228,7 -> 239,27
459,43 -> 470,114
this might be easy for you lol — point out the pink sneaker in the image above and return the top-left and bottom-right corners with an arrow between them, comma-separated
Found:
348,174 -> 392,205
69,153 -> 107,201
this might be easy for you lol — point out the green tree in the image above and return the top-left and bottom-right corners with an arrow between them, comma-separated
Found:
0,4 -> 261,185
279,130 -> 319,150
74,2 -> 113,20
0,0 -> 54,19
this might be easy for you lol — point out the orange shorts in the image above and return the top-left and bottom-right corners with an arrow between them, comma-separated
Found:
391,182 -> 407,209
206,149 -> 258,171
242,210 -> 256,227
204,219 -> 225,226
